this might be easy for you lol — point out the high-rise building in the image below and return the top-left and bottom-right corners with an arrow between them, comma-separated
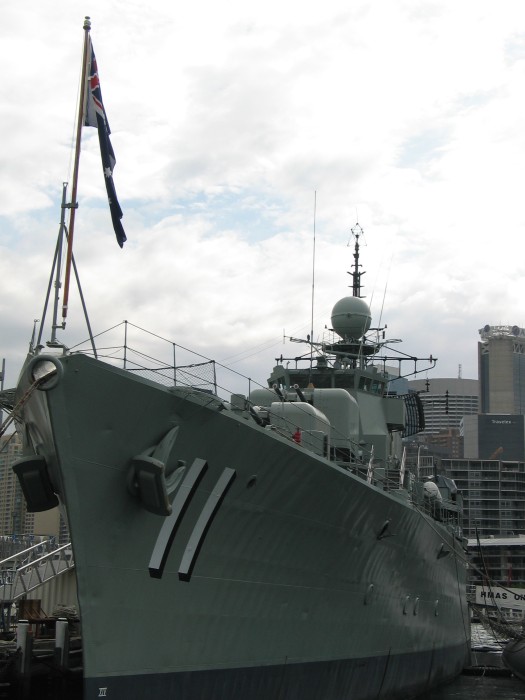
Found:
407,377 -> 479,437
467,537 -> 525,587
462,414 -> 525,461
479,324 -> 525,414
0,432 -> 33,535
443,458 -> 525,538
424,428 -> 463,459
409,328 -> 525,553
0,432 -> 65,541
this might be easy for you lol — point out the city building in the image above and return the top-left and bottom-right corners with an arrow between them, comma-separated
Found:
407,377 -> 479,437
462,413 -> 525,461
0,432 -> 32,536
0,431 -> 66,542
442,458 -> 525,539
468,536 -> 525,588
423,428 -> 463,460
479,324 -> 525,414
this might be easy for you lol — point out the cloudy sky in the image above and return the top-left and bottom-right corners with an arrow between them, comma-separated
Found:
1,1 -> 525,394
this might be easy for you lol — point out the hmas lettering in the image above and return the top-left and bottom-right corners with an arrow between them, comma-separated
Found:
480,591 -> 508,600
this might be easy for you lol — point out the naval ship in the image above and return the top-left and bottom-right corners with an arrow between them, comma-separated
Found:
2,19 -> 470,699
5,225 -> 470,699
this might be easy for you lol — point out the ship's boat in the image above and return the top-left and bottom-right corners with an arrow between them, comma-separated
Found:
3,19 -> 471,700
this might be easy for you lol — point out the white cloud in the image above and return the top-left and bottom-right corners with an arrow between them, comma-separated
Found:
2,0 -> 525,395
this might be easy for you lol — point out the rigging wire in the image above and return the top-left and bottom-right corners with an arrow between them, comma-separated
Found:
377,253 -> 393,330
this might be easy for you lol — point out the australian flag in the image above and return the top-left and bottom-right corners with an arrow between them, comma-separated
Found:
84,43 -> 127,247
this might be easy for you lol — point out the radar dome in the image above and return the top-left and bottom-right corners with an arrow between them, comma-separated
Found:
331,297 -> 372,340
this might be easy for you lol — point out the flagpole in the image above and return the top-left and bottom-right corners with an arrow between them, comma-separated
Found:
62,16 -> 92,325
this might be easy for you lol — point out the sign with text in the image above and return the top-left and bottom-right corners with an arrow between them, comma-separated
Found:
476,585 -> 525,610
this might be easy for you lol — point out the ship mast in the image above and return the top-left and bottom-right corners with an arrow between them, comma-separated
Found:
33,18 -> 97,356
61,16 -> 92,325
350,223 -> 365,298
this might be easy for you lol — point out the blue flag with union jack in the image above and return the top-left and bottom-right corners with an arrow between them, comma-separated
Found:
84,43 -> 127,248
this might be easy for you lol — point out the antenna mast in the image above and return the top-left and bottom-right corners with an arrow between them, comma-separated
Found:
310,191 -> 317,343
308,191 -> 317,378
350,223 -> 365,298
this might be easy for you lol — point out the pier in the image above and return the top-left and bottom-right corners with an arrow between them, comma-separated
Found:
0,538 -> 81,697
0,618 -> 82,698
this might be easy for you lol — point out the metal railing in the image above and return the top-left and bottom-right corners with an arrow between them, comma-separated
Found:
0,540 -> 74,601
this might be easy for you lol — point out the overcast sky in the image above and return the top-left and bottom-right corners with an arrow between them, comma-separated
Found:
1,1 -> 525,393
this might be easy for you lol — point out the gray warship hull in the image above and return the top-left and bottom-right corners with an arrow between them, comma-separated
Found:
14,352 -> 470,700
